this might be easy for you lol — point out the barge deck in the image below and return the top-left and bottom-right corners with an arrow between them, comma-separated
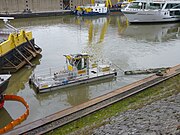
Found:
0,17 -> 42,73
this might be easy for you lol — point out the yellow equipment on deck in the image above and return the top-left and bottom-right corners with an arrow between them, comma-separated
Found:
0,17 -> 42,73
0,30 -> 33,56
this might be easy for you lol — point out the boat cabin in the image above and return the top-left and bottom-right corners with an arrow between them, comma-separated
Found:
127,0 -> 180,10
64,53 -> 90,76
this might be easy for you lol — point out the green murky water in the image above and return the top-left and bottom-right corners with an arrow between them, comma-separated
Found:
0,15 -> 180,128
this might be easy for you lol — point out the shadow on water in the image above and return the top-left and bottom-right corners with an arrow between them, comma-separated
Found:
120,22 -> 180,42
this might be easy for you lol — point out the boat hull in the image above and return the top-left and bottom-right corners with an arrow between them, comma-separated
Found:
0,74 -> 11,109
30,72 -> 117,93
0,39 -> 41,73
75,11 -> 109,16
0,75 -> 11,94
122,10 -> 180,23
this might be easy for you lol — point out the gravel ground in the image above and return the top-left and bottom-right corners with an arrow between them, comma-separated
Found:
93,93 -> 180,135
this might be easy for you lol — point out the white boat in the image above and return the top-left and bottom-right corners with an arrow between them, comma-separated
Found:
0,74 -> 11,109
74,1 -> 109,16
121,0 -> 180,23
0,74 -> 11,94
29,53 -> 117,93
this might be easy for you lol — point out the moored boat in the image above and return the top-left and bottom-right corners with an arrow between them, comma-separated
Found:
109,0 -> 131,14
0,17 -> 42,73
0,74 -> 11,109
29,53 -> 117,93
74,0 -> 111,16
121,0 -> 180,23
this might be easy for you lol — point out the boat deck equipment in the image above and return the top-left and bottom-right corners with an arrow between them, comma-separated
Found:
29,53 -> 117,93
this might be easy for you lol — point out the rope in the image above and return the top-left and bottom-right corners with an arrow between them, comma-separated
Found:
112,63 -> 125,72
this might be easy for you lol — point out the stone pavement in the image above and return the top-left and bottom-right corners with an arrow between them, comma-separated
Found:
93,93 -> 180,135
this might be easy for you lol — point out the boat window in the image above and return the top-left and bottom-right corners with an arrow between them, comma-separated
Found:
75,59 -> 82,70
128,2 -> 141,9
170,10 -> 180,16
165,3 -> 180,9
171,4 -> 180,9
147,3 -> 162,9
128,2 -> 147,9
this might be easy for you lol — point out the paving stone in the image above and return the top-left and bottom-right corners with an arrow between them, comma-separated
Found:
93,93 -> 180,135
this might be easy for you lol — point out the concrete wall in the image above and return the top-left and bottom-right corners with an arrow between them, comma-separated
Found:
0,0 -> 118,14
0,0 -> 26,13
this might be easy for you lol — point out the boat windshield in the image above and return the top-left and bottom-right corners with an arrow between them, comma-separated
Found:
165,3 -> 180,9
128,2 -> 163,10
128,2 -> 141,9
146,3 -> 163,9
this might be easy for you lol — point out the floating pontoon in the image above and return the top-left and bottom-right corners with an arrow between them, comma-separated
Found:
0,17 -> 42,73
29,53 -> 117,93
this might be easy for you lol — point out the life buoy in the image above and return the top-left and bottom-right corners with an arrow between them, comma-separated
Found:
0,95 -> 29,134
0,100 -> 4,109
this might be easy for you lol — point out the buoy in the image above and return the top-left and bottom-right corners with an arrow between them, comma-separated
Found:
0,95 -> 30,134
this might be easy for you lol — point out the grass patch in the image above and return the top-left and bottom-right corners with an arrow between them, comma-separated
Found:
47,74 -> 180,135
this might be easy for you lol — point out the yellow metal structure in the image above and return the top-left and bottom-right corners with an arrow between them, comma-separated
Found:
65,54 -> 89,72
76,6 -> 82,11
91,0 -> 95,4
0,30 -> 33,56
68,65 -> 73,71
78,69 -> 86,75
106,0 -> 112,8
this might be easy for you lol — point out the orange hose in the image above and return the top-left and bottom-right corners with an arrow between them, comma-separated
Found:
0,95 -> 30,134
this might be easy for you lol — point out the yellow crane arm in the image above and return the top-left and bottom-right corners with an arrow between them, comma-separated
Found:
108,0 -> 112,7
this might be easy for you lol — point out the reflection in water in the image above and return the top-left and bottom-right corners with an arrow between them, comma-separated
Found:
5,55 -> 41,94
66,86 -> 90,106
0,15 -> 180,127
34,77 -> 115,106
121,23 -> 180,42
34,86 -> 90,106
0,16 -> 75,28
0,108 -> 13,128
81,16 -> 111,60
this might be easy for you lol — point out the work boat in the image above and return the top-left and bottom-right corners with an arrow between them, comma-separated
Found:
74,1 -> 109,16
0,17 -> 42,73
29,53 -> 117,93
121,0 -> 180,23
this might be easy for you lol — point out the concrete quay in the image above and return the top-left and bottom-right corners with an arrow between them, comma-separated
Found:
5,64 -> 180,135
0,10 -> 73,18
